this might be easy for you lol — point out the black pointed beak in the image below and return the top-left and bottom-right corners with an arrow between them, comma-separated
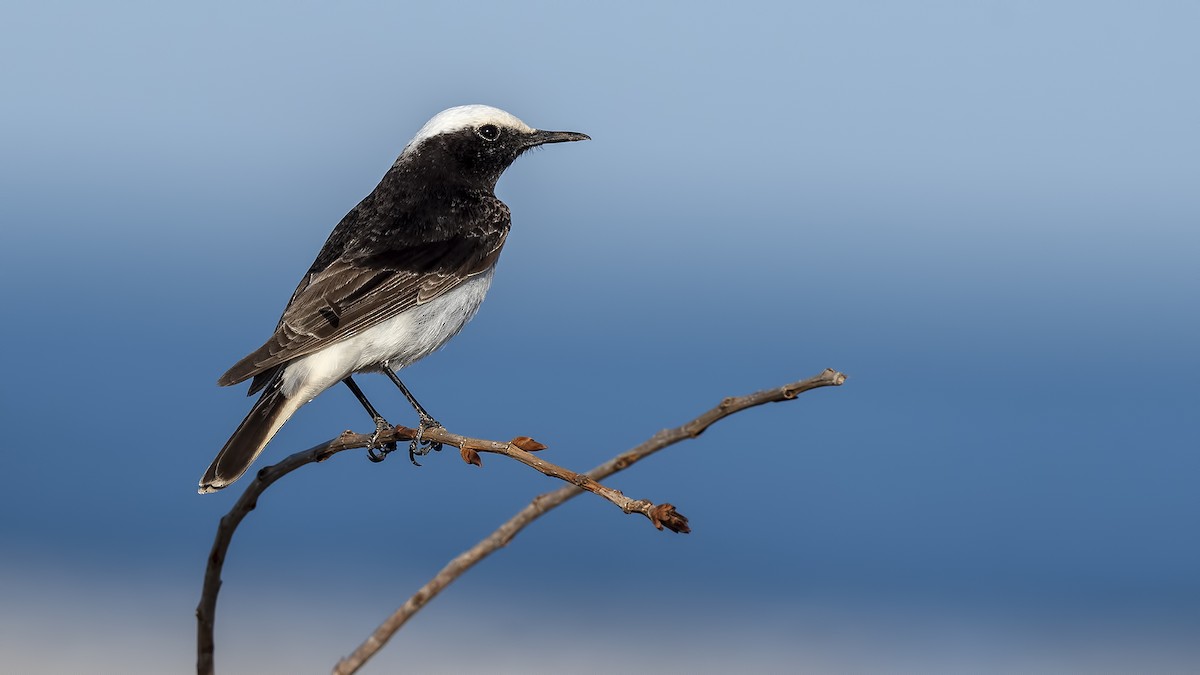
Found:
526,129 -> 591,147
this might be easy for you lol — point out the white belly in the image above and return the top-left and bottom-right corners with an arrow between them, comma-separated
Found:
280,267 -> 495,400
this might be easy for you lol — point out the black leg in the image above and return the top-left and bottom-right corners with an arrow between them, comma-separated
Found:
381,368 -> 444,465
382,369 -> 436,421
341,376 -> 395,462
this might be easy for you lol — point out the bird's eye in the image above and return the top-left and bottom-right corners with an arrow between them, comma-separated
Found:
476,124 -> 501,141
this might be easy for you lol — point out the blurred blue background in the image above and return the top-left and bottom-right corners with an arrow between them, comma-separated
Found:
2,1 -> 1198,672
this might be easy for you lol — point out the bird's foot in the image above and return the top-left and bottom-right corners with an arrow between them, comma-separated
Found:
408,414 -> 444,466
366,416 -> 397,463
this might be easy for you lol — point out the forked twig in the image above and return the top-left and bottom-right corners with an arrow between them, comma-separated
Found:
196,408 -> 697,674
331,368 -> 846,674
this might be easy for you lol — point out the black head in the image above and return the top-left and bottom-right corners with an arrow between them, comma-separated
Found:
397,104 -> 589,190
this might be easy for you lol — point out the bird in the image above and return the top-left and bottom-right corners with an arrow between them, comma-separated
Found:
199,104 -> 589,494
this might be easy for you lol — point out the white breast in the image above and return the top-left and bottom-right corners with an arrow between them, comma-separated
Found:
280,267 -> 496,401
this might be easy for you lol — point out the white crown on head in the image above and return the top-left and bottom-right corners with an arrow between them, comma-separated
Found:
404,105 -> 534,153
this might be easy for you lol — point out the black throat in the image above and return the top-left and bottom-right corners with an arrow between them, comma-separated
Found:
304,127 -> 523,273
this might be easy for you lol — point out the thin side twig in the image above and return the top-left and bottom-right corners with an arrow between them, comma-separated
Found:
428,427 -> 689,532
332,368 -> 846,675
196,425 -> 682,675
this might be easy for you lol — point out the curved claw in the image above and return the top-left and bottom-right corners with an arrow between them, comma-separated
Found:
407,416 -> 444,466
366,416 -> 396,463
367,441 -> 398,463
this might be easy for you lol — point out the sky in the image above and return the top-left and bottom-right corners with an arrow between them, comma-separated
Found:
2,1 -> 1198,672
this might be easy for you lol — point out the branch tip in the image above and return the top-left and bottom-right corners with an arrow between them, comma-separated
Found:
649,503 -> 690,534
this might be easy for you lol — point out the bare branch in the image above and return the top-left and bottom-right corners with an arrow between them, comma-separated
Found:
332,368 -> 846,674
196,416 -> 690,674
425,427 -> 691,533
197,433 -> 359,675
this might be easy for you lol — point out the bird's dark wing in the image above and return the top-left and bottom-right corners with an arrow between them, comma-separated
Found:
218,227 -> 507,388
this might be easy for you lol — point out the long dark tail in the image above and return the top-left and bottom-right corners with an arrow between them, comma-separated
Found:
199,378 -> 303,494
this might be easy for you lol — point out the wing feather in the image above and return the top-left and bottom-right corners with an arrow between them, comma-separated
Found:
219,226 -> 507,388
